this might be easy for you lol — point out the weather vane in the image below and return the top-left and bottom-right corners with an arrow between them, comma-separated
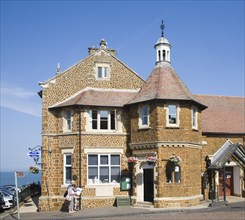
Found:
160,20 -> 165,37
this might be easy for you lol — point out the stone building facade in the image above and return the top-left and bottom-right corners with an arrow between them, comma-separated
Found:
38,27 -> 245,211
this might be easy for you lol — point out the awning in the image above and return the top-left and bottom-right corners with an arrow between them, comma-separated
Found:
208,141 -> 245,170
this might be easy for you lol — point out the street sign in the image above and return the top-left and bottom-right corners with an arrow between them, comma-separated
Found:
27,151 -> 40,158
16,172 -> 25,177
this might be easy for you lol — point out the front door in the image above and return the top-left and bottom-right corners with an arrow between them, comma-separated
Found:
219,167 -> 233,196
143,168 -> 154,202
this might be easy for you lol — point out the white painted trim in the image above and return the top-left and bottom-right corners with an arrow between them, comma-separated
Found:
154,194 -> 203,201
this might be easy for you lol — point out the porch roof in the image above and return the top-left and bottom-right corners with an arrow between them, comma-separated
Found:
208,141 -> 245,170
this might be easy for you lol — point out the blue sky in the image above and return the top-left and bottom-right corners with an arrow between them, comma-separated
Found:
0,0 -> 244,171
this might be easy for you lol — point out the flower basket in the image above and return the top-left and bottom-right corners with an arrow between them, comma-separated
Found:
126,156 -> 138,164
145,156 -> 157,163
168,155 -> 182,164
29,166 -> 39,174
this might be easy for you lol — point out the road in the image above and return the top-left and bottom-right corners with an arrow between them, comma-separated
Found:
86,201 -> 245,220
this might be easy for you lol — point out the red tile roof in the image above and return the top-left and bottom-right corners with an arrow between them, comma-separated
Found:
194,95 -> 245,134
127,64 -> 205,108
49,88 -> 139,108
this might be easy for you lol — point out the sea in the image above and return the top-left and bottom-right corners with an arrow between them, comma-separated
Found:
0,171 -> 42,187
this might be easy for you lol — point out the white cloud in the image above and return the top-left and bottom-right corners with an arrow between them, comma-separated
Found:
0,84 -> 42,117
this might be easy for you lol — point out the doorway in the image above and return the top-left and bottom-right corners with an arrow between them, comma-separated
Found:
143,168 -> 154,202
219,167 -> 234,196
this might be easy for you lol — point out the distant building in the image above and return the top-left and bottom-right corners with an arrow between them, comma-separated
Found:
38,23 -> 245,211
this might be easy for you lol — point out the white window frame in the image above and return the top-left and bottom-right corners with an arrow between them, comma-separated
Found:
138,105 -> 150,129
88,109 -> 117,131
87,154 -> 121,185
62,110 -> 73,132
192,107 -> 198,130
63,153 -> 72,185
96,63 -> 110,80
165,104 -> 180,127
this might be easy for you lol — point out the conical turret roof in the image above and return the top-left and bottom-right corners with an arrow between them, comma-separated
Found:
128,64 -> 206,109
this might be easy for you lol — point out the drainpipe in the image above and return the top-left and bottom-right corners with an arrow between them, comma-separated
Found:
78,106 -> 82,210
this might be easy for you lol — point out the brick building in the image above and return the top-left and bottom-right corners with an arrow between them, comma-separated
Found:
38,25 -> 245,211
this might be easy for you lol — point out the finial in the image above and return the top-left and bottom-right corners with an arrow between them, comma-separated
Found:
160,20 -> 165,37
100,38 -> 107,49
56,63 -> 60,74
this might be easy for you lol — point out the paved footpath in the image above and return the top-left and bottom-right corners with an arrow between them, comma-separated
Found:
0,196 -> 244,220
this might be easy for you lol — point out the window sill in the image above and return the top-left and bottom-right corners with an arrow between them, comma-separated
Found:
165,125 -> 180,129
138,126 -> 151,130
192,127 -> 199,132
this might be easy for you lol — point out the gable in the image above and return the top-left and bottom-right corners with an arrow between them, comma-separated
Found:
39,46 -> 144,107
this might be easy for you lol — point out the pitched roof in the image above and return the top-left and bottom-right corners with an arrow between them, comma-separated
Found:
208,140 -> 245,169
49,88 -> 139,108
194,94 -> 245,134
127,64 -> 205,108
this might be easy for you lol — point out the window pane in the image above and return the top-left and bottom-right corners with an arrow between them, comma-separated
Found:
104,67 -> 108,78
174,166 -> 181,183
66,155 -> 71,165
92,110 -> 97,129
142,116 -> 148,125
100,155 -> 108,165
111,167 -> 120,183
166,165 -> 172,183
65,167 -> 72,184
98,67 -> 102,78
169,105 -> 177,124
100,110 -> 108,129
110,111 -> 116,130
88,167 -> 98,181
111,155 -> 120,165
66,111 -> 72,130
141,107 -> 148,125
192,109 -> 197,127
100,167 -> 109,183
88,155 -> 98,165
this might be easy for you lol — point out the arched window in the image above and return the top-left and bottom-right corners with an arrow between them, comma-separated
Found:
158,50 -> 161,61
162,50 -> 166,61
166,161 -> 181,183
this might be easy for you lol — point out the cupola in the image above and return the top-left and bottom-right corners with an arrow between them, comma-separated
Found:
154,20 -> 171,65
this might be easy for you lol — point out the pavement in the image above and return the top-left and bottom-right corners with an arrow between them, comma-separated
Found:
0,196 -> 244,220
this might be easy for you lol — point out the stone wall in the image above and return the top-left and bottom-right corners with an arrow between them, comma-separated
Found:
39,46 -> 144,211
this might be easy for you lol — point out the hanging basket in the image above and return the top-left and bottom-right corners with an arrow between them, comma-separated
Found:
126,157 -> 138,163
145,156 -> 157,163
29,166 -> 39,174
168,155 -> 182,164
